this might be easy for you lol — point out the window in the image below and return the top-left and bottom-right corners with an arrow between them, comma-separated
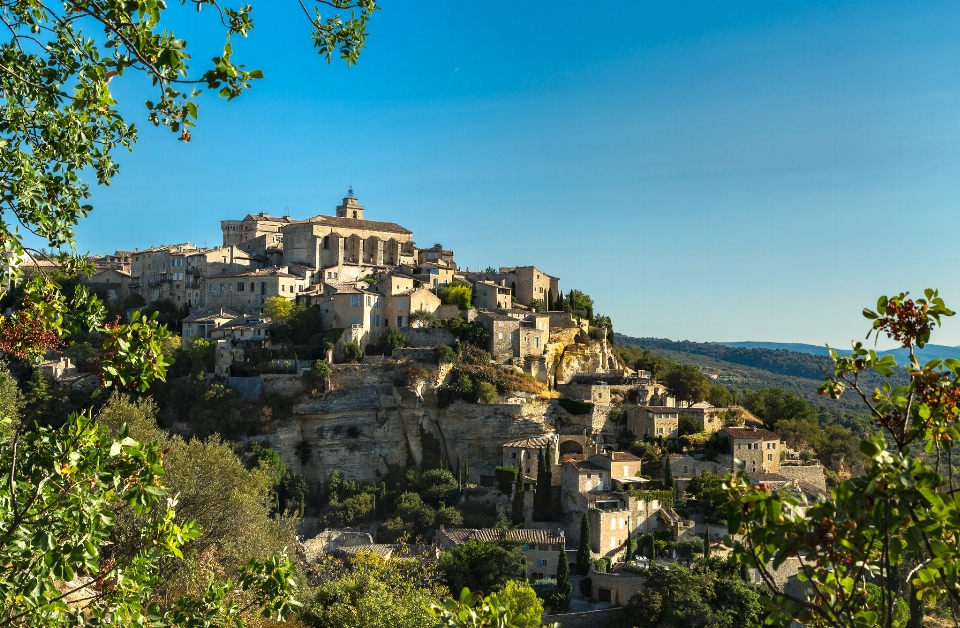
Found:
349,295 -> 361,307
397,300 -> 404,310
534,337 -> 540,348
396,316 -> 404,327
351,316 -> 359,325
228,284 -> 233,292
610,538 -> 616,549
511,452 -> 517,459
208,285 -> 213,292
261,282 -> 266,295
767,454 -> 773,461
498,333 -> 503,340
537,559 -> 547,567
366,296 -> 372,306
250,282 -> 255,291
238,282 -> 244,291
220,283 -> 224,292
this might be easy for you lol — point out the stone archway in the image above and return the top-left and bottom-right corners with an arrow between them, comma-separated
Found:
559,439 -> 584,456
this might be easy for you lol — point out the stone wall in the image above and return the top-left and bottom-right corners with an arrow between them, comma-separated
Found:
261,374 -> 305,396
590,571 -> 645,606
434,304 -> 460,320
392,347 -> 438,362
226,377 -> 262,399
397,327 -> 456,347
778,462 -> 827,491
545,608 -> 619,628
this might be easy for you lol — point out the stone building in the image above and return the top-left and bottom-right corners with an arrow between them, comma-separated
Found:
720,426 -> 783,474
627,406 -> 680,444
678,403 -> 739,433
476,312 -> 521,362
435,527 -> 566,581
220,212 -> 292,247
83,268 -> 132,300
494,266 -> 560,307
473,279 -> 512,310
279,192 -> 416,276
181,307 -> 240,347
210,314 -> 275,348
417,243 -> 455,268
502,435 -> 558,477
203,267 -> 304,314
129,243 -> 199,304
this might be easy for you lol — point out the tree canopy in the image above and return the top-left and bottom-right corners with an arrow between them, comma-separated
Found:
664,364 -> 711,407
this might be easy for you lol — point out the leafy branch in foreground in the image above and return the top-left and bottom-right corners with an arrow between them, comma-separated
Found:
720,289 -> 960,628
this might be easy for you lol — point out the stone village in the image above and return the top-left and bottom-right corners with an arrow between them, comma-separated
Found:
73,190 -> 826,610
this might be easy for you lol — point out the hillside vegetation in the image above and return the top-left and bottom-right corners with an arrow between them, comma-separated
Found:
615,334 -> 907,416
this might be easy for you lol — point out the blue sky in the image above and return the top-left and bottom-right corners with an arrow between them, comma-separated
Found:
79,1 -> 960,347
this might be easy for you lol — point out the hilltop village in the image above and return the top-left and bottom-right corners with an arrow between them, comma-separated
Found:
61,191 -> 826,611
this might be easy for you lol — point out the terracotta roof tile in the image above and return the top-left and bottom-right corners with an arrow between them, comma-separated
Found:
301,214 -> 412,235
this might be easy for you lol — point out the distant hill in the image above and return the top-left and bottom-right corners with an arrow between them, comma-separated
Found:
615,334 -> 909,415
718,340 -> 960,363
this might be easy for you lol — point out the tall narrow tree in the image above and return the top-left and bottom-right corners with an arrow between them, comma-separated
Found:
553,549 -> 572,612
663,456 -> 674,495
577,514 -> 591,575
512,470 -> 525,524
534,446 -> 554,520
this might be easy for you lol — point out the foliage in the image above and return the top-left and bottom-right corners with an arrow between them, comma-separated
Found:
437,344 -> 543,407
591,313 -> 614,341
123,293 -> 146,310
495,466 -> 520,494
608,559 -> 762,628
741,387 -> 818,428
305,550 -> 448,628
264,296 -> 296,321
497,580 -> 544,628
98,396 -> 296,599
437,281 -> 473,310
437,344 -> 458,364
678,414 -> 703,436
686,471 -> 723,503
477,381 -> 499,404
529,299 -> 546,313
664,364 -> 711,407
551,550 -> 571,611
438,540 -> 528,594
305,358 -> 332,392
343,340 -> 362,362
564,289 -> 594,320
431,587 -> 555,628
708,384 -> 735,407
379,327 -> 408,354
558,396 -> 594,415
593,557 -> 611,574
410,308 -> 436,327
674,536 -> 704,558
720,289 -> 960,628
533,446 -> 554,521
578,514 -> 592,575
435,317 -> 490,348
511,471 -> 525,524
616,345 -> 680,379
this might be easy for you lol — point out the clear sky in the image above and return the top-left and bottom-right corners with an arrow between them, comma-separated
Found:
78,1 -> 960,347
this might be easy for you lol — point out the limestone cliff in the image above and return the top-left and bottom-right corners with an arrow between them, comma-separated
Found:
260,364 -> 554,485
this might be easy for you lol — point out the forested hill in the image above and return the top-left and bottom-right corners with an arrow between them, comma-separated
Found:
614,334 -> 908,415
617,336 -> 833,380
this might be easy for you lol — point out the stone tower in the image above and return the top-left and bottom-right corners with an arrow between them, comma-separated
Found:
335,187 -> 364,220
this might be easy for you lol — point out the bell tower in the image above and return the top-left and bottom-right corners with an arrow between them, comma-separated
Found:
335,187 -> 364,220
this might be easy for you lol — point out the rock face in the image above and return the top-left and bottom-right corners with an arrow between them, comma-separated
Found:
263,364 -> 554,485
554,338 -> 622,384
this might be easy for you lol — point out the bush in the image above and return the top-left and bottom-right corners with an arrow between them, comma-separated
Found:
579,576 -> 592,598
122,293 -> 146,309
477,381 -> 499,404
436,344 -> 458,364
531,578 -> 558,601
558,397 -> 594,415
494,466 -> 520,494
378,327 -> 407,354
674,536 -> 704,558
593,557 -> 611,573
343,341 -> 362,362
437,281 -> 473,309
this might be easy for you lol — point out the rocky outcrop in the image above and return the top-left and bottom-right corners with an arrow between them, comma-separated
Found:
261,363 -> 555,486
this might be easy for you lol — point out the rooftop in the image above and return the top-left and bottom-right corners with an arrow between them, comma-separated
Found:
300,214 -> 412,235
438,527 -> 564,546
723,426 -> 781,440
503,436 -> 556,449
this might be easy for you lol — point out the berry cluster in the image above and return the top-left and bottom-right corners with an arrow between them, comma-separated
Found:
0,313 -> 64,360
875,298 -> 931,348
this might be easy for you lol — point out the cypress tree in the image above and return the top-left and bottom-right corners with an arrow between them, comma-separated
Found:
577,514 -> 591,575
534,445 -> 554,520
663,457 -> 674,495
511,470 -> 525,524
553,549 -> 571,611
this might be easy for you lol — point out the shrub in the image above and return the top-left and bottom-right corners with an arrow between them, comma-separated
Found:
674,536 -> 704,558
531,579 -> 558,601
435,506 -> 463,527
437,281 -> 473,309
579,576 -> 592,598
436,344 -> 457,364
122,293 -> 146,309
477,381 -> 498,404
593,557 -> 611,573
494,466 -> 520,494
343,341 -> 362,362
378,328 -> 407,354
558,397 -> 594,415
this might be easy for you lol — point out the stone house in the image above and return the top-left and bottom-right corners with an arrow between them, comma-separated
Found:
627,406 -> 680,444
90,250 -> 132,273
181,307 -> 240,347
476,312 -> 521,362
203,267 -> 303,315
209,314 -> 275,348
678,403 -> 738,433
409,262 -> 456,288
330,286 -> 383,351
279,193 -> 416,271
473,280 -> 511,310
502,435 -> 559,477
383,287 -> 441,329
591,570 -> 645,606
221,211 -> 292,247
435,527 -> 566,581
83,268 -> 131,300
494,266 -> 560,308
720,426 -> 783,474
129,243 -> 200,304
515,314 -> 549,361
417,243 -> 455,268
